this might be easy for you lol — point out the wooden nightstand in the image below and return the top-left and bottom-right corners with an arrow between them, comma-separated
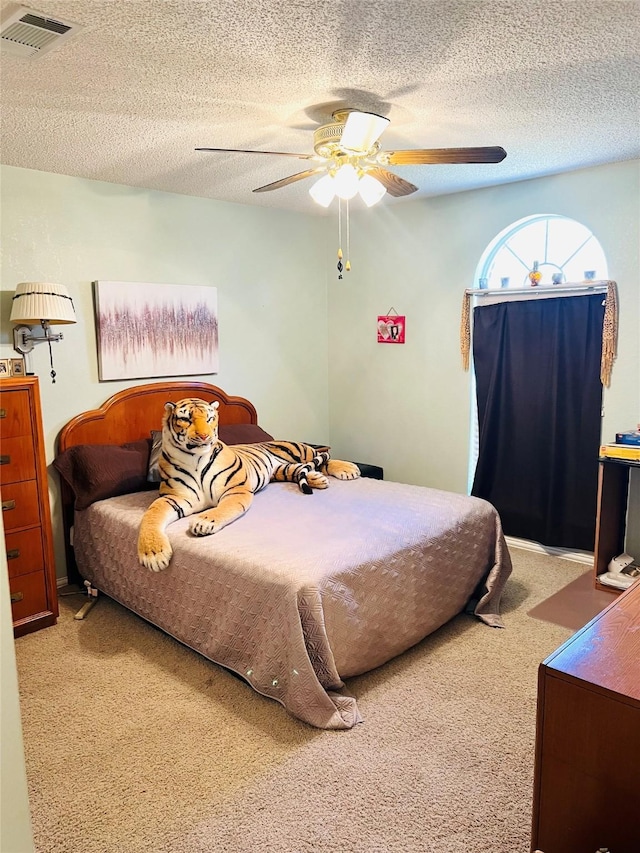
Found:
0,375 -> 58,636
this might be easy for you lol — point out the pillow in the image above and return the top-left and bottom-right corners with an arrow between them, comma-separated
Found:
54,439 -> 154,510
218,423 -> 274,445
146,423 -> 274,483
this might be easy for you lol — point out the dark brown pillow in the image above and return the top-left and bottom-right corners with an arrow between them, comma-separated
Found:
218,423 -> 274,445
54,439 -> 154,510
146,424 -> 274,483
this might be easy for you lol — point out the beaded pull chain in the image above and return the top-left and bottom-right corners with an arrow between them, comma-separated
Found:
337,199 -> 343,279
337,199 -> 351,279
47,333 -> 57,383
345,198 -> 351,272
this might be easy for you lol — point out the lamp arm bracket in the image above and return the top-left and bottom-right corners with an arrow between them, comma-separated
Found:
13,323 -> 64,355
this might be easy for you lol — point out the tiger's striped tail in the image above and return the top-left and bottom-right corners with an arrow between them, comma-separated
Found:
295,462 -> 316,495
312,451 -> 331,470
295,451 -> 332,494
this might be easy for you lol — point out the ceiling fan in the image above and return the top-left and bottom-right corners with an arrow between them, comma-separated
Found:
196,109 -> 507,207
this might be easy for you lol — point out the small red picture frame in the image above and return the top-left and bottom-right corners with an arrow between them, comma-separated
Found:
377,314 -> 405,344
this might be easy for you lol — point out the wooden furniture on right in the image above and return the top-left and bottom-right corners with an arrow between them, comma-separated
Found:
531,578 -> 640,853
593,456 -> 639,594
0,375 -> 58,637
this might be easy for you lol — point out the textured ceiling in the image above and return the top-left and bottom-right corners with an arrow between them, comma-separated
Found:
1,0 -> 639,214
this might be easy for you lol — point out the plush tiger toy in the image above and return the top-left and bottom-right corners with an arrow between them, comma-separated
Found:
138,397 -> 360,571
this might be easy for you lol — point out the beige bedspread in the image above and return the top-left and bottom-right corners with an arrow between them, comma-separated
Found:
72,478 -> 511,729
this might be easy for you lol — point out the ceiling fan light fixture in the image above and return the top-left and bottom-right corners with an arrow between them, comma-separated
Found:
340,111 -> 390,153
358,173 -> 386,207
333,164 -> 359,200
309,173 -> 336,207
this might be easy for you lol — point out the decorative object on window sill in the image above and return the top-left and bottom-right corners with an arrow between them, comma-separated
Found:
500,277 -> 510,288
459,280 -> 618,386
93,281 -> 218,381
552,272 -> 563,285
10,282 -> 76,383
584,270 -> 596,281
377,308 -> 405,344
528,260 -> 542,286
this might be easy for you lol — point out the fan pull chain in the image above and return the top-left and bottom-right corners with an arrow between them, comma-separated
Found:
337,198 -> 344,279
345,198 -> 351,272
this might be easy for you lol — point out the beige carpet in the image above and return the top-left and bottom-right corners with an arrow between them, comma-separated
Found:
14,550 -> 600,853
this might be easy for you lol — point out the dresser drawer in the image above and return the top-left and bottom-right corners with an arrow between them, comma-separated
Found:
5,527 -> 44,579
0,434 -> 36,484
10,570 -> 48,623
0,389 -> 32,438
1,480 -> 40,531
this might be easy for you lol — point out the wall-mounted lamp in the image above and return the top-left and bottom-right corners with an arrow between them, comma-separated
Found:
10,282 -> 76,383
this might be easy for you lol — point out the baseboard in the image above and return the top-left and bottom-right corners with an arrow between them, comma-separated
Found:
57,576 -> 70,588
505,536 -> 593,566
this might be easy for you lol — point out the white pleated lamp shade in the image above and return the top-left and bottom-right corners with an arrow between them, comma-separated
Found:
10,282 -> 76,325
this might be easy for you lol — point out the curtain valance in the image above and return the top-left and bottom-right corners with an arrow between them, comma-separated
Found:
460,280 -> 618,386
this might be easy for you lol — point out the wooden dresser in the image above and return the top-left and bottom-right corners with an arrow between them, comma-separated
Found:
0,376 -> 58,637
531,578 -> 640,853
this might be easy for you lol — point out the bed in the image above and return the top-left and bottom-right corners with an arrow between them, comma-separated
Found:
55,381 -> 512,730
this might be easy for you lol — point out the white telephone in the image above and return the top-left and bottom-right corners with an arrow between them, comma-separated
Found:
607,553 -> 634,573
600,553 -> 639,590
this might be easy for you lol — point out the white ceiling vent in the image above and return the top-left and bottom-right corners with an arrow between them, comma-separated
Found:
0,5 -> 82,58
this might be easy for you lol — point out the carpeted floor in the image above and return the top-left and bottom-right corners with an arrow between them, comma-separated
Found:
14,549 -> 605,853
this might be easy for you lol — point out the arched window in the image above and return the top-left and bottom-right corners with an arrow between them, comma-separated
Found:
475,214 -> 608,289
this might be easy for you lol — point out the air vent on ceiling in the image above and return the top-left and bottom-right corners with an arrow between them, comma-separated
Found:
0,5 -> 82,58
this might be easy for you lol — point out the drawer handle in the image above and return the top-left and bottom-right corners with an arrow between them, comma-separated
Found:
10,591 -> 24,603
0,455 -> 10,465
7,548 -> 20,560
0,408 -> 5,418
2,499 -> 16,511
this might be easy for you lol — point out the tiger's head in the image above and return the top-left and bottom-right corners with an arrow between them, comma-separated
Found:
163,398 -> 220,451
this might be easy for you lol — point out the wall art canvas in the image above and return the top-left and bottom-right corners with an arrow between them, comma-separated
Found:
377,314 -> 406,344
93,281 -> 218,381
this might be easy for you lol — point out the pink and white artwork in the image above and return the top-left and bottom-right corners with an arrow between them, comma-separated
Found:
93,281 -> 218,381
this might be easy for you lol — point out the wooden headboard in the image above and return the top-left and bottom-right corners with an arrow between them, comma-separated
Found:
57,381 -> 258,584
58,381 -> 257,451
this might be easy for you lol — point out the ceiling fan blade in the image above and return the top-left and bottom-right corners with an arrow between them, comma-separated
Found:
252,167 -> 326,193
367,167 -> 418,198
195,147 -> 315,160
384,146 -> 507,165
340,110 -> 390,153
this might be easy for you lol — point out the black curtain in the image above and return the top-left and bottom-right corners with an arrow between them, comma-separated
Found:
471,294 -> 605,552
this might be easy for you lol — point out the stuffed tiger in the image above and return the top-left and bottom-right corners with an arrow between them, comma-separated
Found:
138,397 -> 360,571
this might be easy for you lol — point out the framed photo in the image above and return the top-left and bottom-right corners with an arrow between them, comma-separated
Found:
93,281 -> 218,381
10,358 -> 25,376
377,314 -> 406,344
0,358 -> 10,377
